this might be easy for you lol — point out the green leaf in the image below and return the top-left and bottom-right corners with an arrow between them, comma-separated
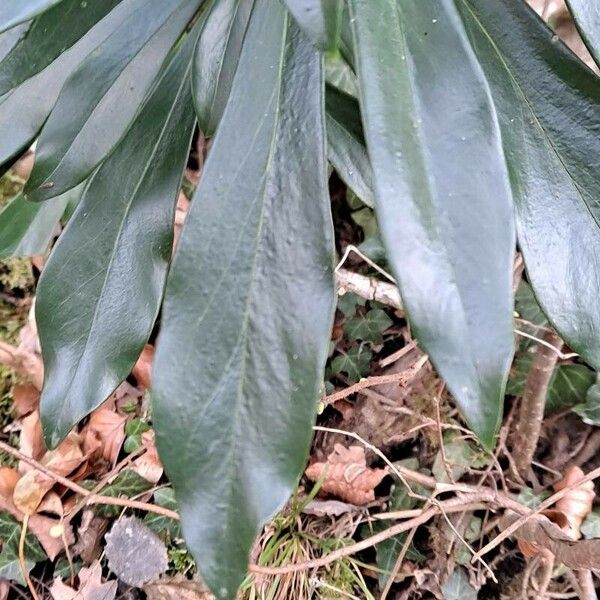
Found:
37,28 -> 197,447
192,0 -> 253,136
326,84 -> 374,208
565,0 -> 600,68
0,511 -> 46,584
574,376 -> 600,425
0,0 -> 63,33
458,0 -> 600,372
144,488 -> 181,539
331,346 -> 372,382
25,0 -> 201,201
282,0 -> 342,52
517,487 -> 550,509
344,308 -> 392,343
581,511 -> 600,539
325,53 -> 358,97
349,0 -> 515,447
93,470 -> 153,517
432,439 -> 488,484
0,0 -> 132,170
0,184 -> 84,258
0,0 -> 121,96
441,568 -> 477,600
152,4 -> 335,597
545,364 -> 595,413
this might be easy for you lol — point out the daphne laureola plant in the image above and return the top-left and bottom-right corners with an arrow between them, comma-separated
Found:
0,0 -> 599,596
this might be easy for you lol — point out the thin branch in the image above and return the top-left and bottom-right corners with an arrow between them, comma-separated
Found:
0,440 -> 179,521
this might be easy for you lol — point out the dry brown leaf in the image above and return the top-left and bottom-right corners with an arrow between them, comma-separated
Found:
12,383 -> 39,417
0,340 -> 43,390
0,467 -> 20,515
73,510 -> 109,565
131,430 -> 163,484
173,192 -> 190,251
553,465 -> 595,539
0,580 -> 8,600
132,344 -> 154,390
29,514 -> 73,561
144,576 -> 214,600
505,510 -> 600,570
18,410 -> 46,473
82,408 -> 126,464
50,561 -> 117,600
305,444 -> 388,505
13,433 -> 84,514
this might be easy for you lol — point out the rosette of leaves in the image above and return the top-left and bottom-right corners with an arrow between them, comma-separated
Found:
1,1 -> 600,597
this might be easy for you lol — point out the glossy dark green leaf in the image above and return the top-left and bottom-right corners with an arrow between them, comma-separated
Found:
37,31 -> 197,447
25,0 -> 201,201
0,184 -> 84,257
152,4 -> 335,597
0,0 -> 62,33
0,0 -> 121,96
565,0 -> 600,68
458,0 -> 600,372
349,0 -> 515,446
344,308 -> 392,343
0,0 -> 132,170
326,84 -> 374,207
282,0 -> 342,52
192,0 -> 253,136
0,23 -> 29,62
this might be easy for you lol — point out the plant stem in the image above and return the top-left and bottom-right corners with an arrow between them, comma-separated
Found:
513,329 -> 563,478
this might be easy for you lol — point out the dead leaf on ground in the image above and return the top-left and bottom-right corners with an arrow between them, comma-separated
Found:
13,433 -> 84,514
29,513 -> 73,561
50,561 -> 117,600
131,430 -> 163,484
305,444 -> 388,505
506,510 -> 600,569
105,516 -> 168,586
73,510 -> 109,565
12,383 -> 39,417
144,576 -> 214,600
82,407 -> 126,464
18,410 -> 46,472
0,580 -> 8,600
553,465 -> 595,539
132,344 -> 154,390
0,467 -> 20,515
173,192 -> 190,251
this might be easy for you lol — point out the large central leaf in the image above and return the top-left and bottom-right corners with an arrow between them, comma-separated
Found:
152,2 -> 335,597
37,26 -> 198,447
349,0 -> 515,446
457,0 -> 600,371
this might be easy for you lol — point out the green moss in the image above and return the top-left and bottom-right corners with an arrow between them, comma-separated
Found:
0,258 -> 34,292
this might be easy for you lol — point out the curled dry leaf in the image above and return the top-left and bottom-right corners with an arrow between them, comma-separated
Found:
13,433 -> 84,514
50,560 -> 117,600
12,383 -> 39,418
131,430 -> 163,484
18,410 -> 46,473
73,509 -> 108,565
305,444 -> 388,506
505,510 -> 600,570
82,407 -> 126,464
132,344 -> 154,390
553,465 -> 595,539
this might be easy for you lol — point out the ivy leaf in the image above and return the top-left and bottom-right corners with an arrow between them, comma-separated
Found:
441,568 -> 477,600
574,377 -> 600,426
0,511 -> 46,584
93,470 -> 153,517
344,308 -> 392,343
144,489 -> 181,539
331,346 -> 372,383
